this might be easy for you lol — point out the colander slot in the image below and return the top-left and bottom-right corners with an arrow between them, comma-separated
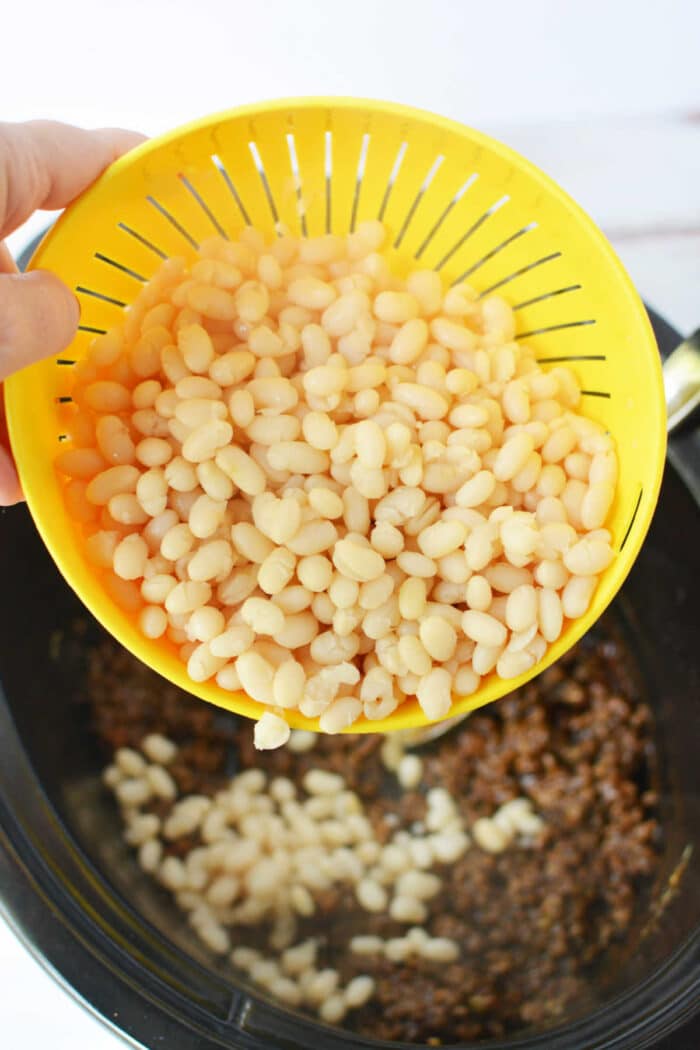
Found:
451,223 -> 537,285
56,360 -> 75,366
513,285 -> 582,310
377,141 -> 408,222
620,488 -> 643,550
75,286 -> 127,308
94,253 -> 147,283
56,396 -> 73,403
57,434 -> 68,441
536,354 -> 605,363
349,132 -> 370,233
325,130 -> 333,234
146,195 -> 200,249
211,154 -> 251,225
285,133 -> 307,237
179,175 -> 228,239
477,252 -> 561,297
515,319 -> 596,340
414,173 -> 478,260
77,325 -> 107,335
117,223 -> 168,260
580,389 -> 611,398
436,194 -> 509,271
393,155 -> 444,250
248,141 -> 281,232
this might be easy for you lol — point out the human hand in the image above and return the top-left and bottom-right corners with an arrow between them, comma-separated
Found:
0,120 -> 145,506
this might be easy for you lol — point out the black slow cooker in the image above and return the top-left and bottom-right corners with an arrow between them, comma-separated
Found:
0,273 -> 698,1048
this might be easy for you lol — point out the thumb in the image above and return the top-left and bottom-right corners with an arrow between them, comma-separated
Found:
0,269 -> 79,381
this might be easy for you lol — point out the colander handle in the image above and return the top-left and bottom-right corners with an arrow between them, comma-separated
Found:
664,329 -> 700,434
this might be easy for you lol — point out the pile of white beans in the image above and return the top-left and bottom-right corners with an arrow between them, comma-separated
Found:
58,222 -> 617,745
104,731 -> 544,1023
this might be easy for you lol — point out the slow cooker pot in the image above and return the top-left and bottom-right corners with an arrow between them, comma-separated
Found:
0,246 -> 698,1048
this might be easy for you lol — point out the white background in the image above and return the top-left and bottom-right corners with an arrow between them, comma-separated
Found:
2,1 -> 699,1046
5,0 -> 700,330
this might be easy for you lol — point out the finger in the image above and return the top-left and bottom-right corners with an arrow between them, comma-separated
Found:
0,269 -> 79,380
0,241 -> 17,274
0,361 -> 22,505
0,444 -> 22,505
0,121 -> 146,239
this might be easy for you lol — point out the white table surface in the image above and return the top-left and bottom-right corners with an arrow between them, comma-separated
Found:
2,1 -> 699,1046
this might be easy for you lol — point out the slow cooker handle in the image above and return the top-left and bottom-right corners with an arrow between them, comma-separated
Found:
664,328 -> 700,433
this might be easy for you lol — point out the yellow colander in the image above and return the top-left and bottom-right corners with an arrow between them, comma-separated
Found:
5,98 -> 666,734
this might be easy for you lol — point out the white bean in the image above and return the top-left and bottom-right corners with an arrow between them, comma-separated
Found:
462,610 -> 507,647
416,668 -> 452,720
254,712 -> 291,750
